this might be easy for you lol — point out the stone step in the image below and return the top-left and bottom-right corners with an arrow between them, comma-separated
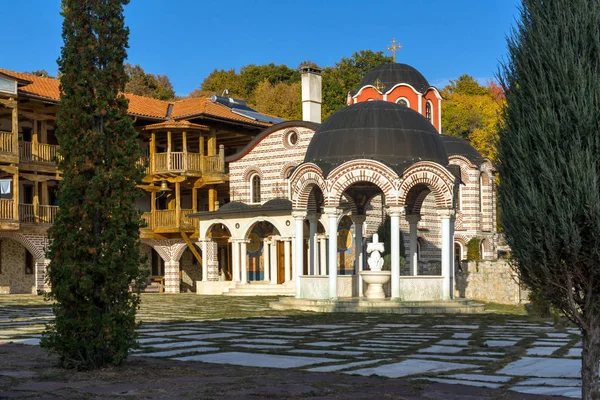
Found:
224,282 -> 296,296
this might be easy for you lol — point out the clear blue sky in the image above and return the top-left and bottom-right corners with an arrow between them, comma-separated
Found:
3,0 -> 521,96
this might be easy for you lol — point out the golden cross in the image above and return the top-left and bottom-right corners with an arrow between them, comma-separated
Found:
387,38 -> 403,62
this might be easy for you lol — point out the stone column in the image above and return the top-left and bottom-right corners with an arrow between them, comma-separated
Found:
324,207 -> 341,300
263,239 -> 271,282
284,238 -> 291,282
200,239 -> 209,281
439,209 -> 456,300
307,213 -> 319,276
164,261 -> 180,293
406,214 -> 421,276
389,206 -> 403,300
240,240 -> 248,284
35,258 -> 50,294
292,210 -> 307,298
230,239 -> 240,282
270,236 -> 278,284
318,235 -> 327,275
351,215 -> 366,296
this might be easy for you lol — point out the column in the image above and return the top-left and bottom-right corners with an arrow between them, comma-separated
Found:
240,239 -> 248,284
284,238 -> 291,282
292,210 -> 307,298
12,171 -> 18,221
230,239 -> 240,282
263,239 -> 271,282
200,240 -> 209,281
351,215 -> 366,296
270,237 -> 278,284
439,209 -> 456,300
319,236 -> 327,275
307,213 -> 318,276
324,207 -> 340,300
35,258 -> 50,294
164,261 -> 180,293
208,186 -> 217,212
406,214 -> 421,276
389,206 -> 403,300
175,181 -> 181,228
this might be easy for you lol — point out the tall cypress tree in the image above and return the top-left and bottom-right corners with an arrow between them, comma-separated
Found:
41,0 -> 146,370
499,1 -> 600,398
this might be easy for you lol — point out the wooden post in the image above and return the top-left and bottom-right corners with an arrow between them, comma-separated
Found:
192,187 -> 197,212
11,100 -> 18,156
41,181 -> 48,206
150,132 -> 156,173
150,190 -> 156,230
12,171 -> 18,221
175,181 -> 181,228
219,144 -> 225,172
33,179 -> 39,221
182,131 -> 187,171
199,135 -> 205,155
208,133 -> 216,156
208,186 -> 216,212
40,120 -> 47,144
32,119 -> 38,159
167,130 -> 172,171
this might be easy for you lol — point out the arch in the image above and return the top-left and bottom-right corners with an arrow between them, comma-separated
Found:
448,155 -> 478,171
395,97 -> 410,107
454,241 -> 464,260
241,216 -> 286,240
289,163 -> 327,209
201,220 -> 236,240
141,239 -> 187,262
326,159 -> 400,206
399,162 -> 455,209
425,100 -> 433,123
280,161 -> 299,179
250,173 -> 261,204
384,82 -> 422,96
0,232 -> 46,260
242,166 -> 264,182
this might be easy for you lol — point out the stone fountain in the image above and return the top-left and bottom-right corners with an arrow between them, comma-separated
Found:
359,233 -> 392,299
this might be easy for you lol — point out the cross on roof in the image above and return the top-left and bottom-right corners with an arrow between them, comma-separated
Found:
387,39 -> 403,62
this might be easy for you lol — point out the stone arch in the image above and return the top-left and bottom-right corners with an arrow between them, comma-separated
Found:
242,166 -> 264,183
142,239 -> 187,262
289,163 -> 327,209
399,162 -> 455,209
0,233 -> 46,260
280,161 -> 299,179
326,159 -> 400,206
201,220 -> 236,240
241,217 -> 285,240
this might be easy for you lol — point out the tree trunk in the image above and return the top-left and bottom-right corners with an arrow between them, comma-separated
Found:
581,324 -> 600,400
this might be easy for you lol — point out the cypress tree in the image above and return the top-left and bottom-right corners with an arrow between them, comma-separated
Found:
499,1 -> 600,397
41,0 -> 146,370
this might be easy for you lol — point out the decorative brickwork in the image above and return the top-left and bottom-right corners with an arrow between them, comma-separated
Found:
290,163 -> 327,210
399,162 -> 455,208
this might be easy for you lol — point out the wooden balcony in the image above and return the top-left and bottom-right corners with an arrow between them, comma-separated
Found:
0,199 -> 14,219
141,209 -> 195,232
19,141 -> 60,164
18,204 -> 58,224
142,150 -> 224,176
0,131 -> 14,154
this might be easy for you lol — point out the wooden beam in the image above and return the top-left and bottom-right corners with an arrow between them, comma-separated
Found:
19,173 -> 56,182
150,132 -> 155,174
192,187 -> 197,213
181,231 -> 203,266
11,100 -> 18,157
12,171 -> 18,221
175,181 -> 181,229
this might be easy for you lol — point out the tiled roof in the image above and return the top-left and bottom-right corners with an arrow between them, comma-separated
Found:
0,68 -> 272,126
142,119 -> 209,131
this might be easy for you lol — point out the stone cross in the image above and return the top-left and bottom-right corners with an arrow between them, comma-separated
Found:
367,233 -> 385,271
387,39 -> 403,62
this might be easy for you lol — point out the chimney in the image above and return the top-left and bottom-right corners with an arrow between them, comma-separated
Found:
300,66 -> 322,123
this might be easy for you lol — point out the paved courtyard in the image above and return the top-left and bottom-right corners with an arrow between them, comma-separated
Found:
0,295 -> 590,399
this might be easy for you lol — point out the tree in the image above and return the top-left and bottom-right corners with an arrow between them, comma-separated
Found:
252,79 -> 301,120
498,1 -> 600,398
41,0 -> 146,370
197,68 -> 244,98
124,63 -> 175,100
239,63 -> 300,102
441,75 -> 503,162
28,69 -> 53,78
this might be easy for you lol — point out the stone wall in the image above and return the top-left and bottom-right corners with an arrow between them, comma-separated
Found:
455,259 -> 526,304
0,239 -> 34,294
180,248 -> 202,292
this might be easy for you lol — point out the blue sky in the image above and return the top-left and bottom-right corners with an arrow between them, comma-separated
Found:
3,0 -> 521,96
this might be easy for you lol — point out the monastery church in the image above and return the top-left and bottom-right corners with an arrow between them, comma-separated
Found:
0,61 -> 504,304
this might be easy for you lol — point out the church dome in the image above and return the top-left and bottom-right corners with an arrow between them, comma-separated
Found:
441,135 -> 485,166
304,101 -> 448,177
351,63 -> 431,95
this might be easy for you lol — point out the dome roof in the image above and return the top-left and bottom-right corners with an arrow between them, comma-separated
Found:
441,135 -> 485,166
217,201 -> 253,212
351,63 -> 431,95
304,101 -> 448,177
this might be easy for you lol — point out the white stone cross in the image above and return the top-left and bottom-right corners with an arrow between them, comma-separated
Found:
367,233 -> 385,255
367,233 -> 385,272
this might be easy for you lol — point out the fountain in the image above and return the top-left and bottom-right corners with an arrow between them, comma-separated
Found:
359,233 -> 392,299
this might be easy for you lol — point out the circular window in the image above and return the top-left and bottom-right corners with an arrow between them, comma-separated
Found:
288,131 -> 298,145
284,130 -> 299,148
396,98 -> 409,107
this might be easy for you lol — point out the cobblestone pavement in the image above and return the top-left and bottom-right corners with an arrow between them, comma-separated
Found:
0,294 -> 588,399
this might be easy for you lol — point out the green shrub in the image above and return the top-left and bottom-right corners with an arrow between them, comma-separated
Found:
466,238 -> 481,261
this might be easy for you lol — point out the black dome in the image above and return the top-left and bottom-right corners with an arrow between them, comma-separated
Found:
304,101 -> 448,177
351,63 -> 431,95
441,135 -> 485,166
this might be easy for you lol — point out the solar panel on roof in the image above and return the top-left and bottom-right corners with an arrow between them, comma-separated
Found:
231,108 -> 286,124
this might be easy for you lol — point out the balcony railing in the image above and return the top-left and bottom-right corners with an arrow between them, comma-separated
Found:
0,131 -> 13,154
149,150 -> 224,175
39,205 -> 58,224
19,204 -> 59,224
141,209 -> 195,231
18,141 -> 60,164
0,199 -> 14,220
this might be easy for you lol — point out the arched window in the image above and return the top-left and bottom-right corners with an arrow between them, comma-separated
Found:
479,173 -> 486,212
425,101 -> 433,123
396,97 -> 409,107
417,237 -> 425,261
250,174 -> 261,204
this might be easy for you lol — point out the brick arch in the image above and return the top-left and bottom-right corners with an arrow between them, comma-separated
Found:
201,220 -> 235,241
289,163 -> 327,209
280,161 -> 299,179
399,162 -> 455,209
326,159 -> 400,206
242,166 -> 264,182
0,232 -> 47,259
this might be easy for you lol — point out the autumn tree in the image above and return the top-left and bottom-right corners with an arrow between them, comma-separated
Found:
252,79 -> 301,120
28,69 -> 53,78
41,0 -> 146,370
124,63 -> 175,100
196,68 -> 244,98
499,0 -> 600,398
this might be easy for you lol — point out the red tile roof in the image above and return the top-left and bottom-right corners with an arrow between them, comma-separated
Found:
0,68 -> 271,126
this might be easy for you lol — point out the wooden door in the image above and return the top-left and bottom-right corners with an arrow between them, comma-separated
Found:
277,241 -> 285,284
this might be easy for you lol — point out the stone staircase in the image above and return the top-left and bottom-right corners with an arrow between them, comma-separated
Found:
224,281 -> 296,297
270,297 -> 485,314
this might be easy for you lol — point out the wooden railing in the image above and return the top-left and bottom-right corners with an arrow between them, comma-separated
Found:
153,210 -> 177,229
151,151 -> 224,174
18,141 -> 60,164
187,153 -> 201,172
202,155 -> 223,173
19,204 -> 35,223
141,212 -> 152,229
0,131 -> 13,153
140,209 -> 195,231
0,199 -> 13,220
180,209 -> 194,229
154,153 -> 167,172
39,205 -> 58,224
138,157 -> 150,175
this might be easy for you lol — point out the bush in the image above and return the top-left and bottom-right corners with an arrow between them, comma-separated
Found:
466,238 -> 481,261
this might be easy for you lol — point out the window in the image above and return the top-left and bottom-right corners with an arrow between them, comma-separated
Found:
250,174 -> 261,204
396,98 -> 409,107
479,173 -> 486,212
288,131 -> 298,146
25,251 -> 34,275
425,101 -> 433,123
417,237 -> 425,261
